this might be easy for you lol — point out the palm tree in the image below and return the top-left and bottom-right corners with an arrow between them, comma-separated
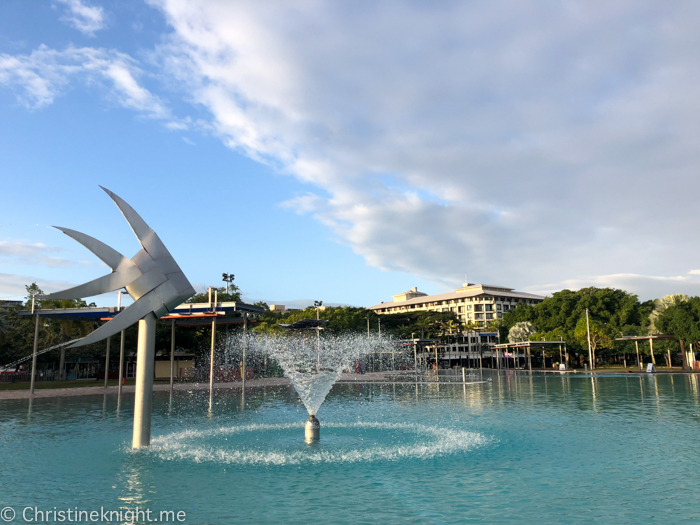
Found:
0,309 -> 8,337
649,294 -> 689,334
416,318 -> 432,339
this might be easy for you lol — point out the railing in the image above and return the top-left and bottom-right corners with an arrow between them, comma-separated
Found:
0,370 -> 59,383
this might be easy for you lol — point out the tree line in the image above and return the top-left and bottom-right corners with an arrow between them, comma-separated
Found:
3,282 -> 700,370
501,287 -> 698,368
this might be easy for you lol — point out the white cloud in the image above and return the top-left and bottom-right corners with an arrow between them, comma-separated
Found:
0,273 -> 77,300
5,2 -> 700,301
146,1 -> 700,299
0,45 -> 168,118
0,241 -> 103,269
55,0 -> 106,36
525,272 -> 700,301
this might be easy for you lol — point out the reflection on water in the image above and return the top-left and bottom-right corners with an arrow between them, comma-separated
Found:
2,372 -> 700,524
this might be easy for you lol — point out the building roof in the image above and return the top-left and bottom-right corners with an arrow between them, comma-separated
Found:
394,289 -> 427,296
17,301 -> 265,324
615,334 -> 676,342
369,284 -> 544,311
279,319 -> 329,331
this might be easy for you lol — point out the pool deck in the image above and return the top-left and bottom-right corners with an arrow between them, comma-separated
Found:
0,377 -> 292,401
1,368 -> 695,400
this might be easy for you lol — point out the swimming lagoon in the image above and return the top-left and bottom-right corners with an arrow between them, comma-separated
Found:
1,371 -> 698,524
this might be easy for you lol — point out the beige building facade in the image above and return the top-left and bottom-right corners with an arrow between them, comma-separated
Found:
369,283 -> 544,328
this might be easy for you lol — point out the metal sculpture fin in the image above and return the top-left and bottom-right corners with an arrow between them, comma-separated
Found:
69,292 -> 163,348
44,187 -> 194,348
40,268 -> 141,301
100,186 -> 170,260
53,226 -> 133,271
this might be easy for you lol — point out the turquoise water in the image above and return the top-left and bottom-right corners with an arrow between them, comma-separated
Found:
2,372 -> 700,524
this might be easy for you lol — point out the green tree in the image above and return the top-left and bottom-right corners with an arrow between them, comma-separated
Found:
655,298 -> 700,368
502,287 -> 650,361
25,282 -> 44,307
574,317 -> 613,367
189,285 -> 242,303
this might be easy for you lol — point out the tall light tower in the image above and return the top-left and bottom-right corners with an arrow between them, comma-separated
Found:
222,273 -> 235,294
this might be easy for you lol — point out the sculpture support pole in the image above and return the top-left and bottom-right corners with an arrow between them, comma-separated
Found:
133,313 -> 156,449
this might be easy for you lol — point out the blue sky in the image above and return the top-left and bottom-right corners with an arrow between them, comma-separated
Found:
2,1 -> 700,308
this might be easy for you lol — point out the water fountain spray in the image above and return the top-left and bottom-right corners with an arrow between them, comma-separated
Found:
226,331 -> 395,441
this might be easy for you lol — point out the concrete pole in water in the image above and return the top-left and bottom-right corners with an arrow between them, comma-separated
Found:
242,313 -> 247,391
209,316 -> 217,411
412,334 -> 417,381
117,330 -> 125,403
170,319 -> 175,394
314,301 -> 322,371
133,312 -> 156,448
305,414 -> 320,443
30,300 -> 40,396
103,336 -> 111,388
586,308 -> 594,370
434,345 -> 439,380
117,291 -> 125,401
59,347 -> 66,381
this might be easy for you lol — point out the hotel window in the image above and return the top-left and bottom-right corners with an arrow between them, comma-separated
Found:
496,304 -> 502,311
485,304 -> 493,312
474,304 -> 483,312
486,313 -> 493,320
467,305 -> 472,311
458,307 -> 464,313
475,313 -> 484,320
497,313 -> 502,319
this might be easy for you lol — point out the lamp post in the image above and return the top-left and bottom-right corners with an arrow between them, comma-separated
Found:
314,300 -> 323,371
222,273 -> 235,294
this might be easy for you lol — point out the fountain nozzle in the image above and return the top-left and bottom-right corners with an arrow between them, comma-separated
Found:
305,414 -> 320,443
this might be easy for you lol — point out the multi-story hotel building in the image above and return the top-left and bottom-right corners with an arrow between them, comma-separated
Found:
368,282 -> 544,328
368,283 -> 545,369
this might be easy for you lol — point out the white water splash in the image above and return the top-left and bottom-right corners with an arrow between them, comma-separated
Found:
240,332 -> 394,416
148,422 -> 490,465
